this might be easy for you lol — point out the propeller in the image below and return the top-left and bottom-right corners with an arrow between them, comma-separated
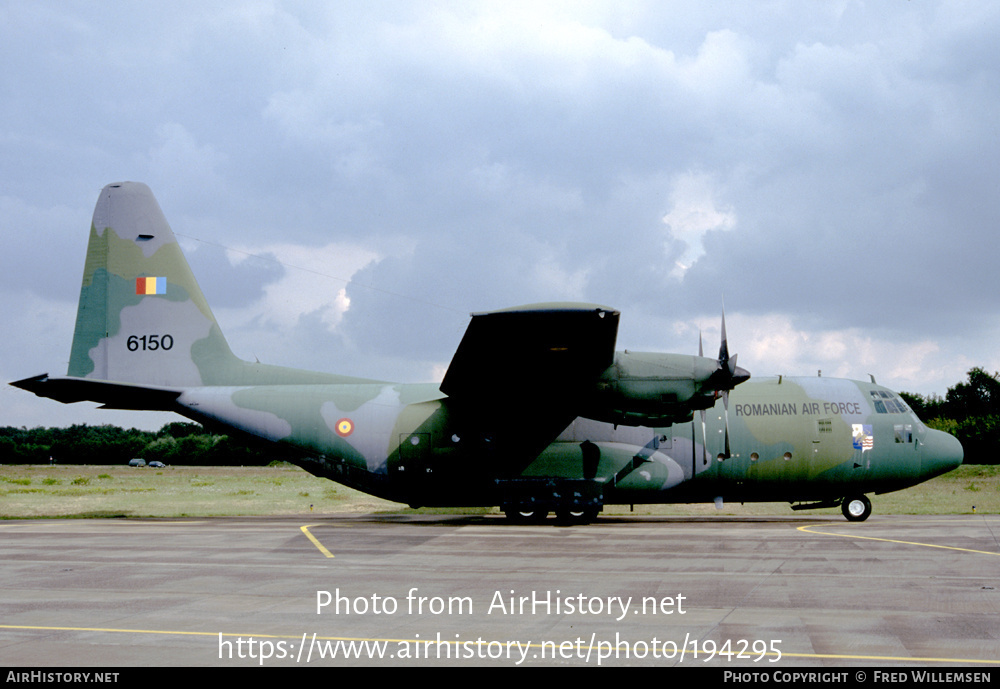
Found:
714,309 -> 751,392
698,332 -> 709,467
703,309 -> 751,460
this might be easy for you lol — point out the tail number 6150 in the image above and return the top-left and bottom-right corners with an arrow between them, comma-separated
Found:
127,334 -> 174,352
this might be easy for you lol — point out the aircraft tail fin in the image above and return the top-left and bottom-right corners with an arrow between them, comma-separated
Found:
12,182 -> 379,409
67,182 -> 245,388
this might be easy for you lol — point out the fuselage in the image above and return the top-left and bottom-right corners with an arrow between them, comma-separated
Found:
175,374 -> 963,509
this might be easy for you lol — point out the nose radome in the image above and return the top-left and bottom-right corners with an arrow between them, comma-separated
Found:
921,429 -> 964,479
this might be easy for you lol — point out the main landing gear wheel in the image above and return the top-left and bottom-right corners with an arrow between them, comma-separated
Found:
504,508 -> 548,524
841,495 -> 872,522
555,507 -> 599,525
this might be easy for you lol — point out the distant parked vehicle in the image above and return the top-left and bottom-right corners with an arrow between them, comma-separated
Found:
148,461 -> 166,468
128,458 -> 146,467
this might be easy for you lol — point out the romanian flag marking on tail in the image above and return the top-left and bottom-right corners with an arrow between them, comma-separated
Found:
135,277 -> 167,295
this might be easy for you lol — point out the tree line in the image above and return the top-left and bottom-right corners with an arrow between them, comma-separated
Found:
0,422 -> 278,467
2,367 -> 997,466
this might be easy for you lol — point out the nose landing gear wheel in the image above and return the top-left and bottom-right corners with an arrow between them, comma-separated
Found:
841,495 -> 872,522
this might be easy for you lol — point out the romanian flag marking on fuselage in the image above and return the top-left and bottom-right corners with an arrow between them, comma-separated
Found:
135,277 -> 167,295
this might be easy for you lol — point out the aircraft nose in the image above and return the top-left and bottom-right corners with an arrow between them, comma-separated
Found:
921,429 -> 964,479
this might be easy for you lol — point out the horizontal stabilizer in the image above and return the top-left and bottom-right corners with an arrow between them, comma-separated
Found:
11,373 -> 182,411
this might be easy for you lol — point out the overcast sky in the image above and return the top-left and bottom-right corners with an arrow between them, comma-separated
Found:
2,1 -> 998,431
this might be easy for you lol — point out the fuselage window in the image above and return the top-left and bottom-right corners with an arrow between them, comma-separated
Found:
894,424 -> 913,443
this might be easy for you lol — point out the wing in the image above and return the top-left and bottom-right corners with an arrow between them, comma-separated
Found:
441,302 -> 619,401
439,303 -> 620,473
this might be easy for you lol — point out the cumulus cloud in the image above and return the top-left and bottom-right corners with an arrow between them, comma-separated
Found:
661,172 -> 737,280
222,241 -> 380,331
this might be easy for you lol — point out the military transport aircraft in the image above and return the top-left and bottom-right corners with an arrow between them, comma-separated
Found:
12,183 -> 964,524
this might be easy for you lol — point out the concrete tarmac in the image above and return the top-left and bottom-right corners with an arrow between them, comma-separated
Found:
1,514 -> 998,667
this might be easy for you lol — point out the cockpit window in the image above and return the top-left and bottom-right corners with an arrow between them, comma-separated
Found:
870,390 -> 909,414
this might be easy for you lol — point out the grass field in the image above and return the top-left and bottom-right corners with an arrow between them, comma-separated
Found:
0,463 -> 997,519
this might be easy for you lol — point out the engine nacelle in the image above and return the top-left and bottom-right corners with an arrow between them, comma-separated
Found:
582,351 -> 724,427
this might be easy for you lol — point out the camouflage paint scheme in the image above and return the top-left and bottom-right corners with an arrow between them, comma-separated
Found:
12,183 -> 964,523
